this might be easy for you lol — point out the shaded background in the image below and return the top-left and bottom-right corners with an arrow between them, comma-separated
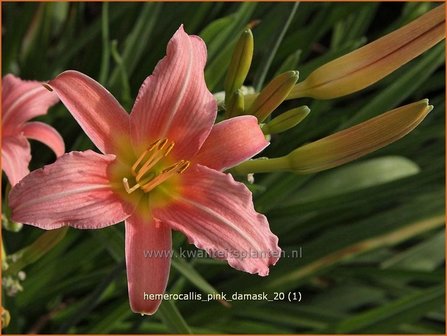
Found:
2,2 -> 445,334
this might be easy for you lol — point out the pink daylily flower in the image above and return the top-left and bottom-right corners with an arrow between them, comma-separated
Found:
9,27 -> 280,315
2,75 -> 64,186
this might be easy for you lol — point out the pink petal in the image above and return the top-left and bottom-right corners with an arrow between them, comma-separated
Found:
2,74 -> 59,132
2,135 -> 31,186
22,121 -> 65,157
193,116 -> 269,171
48,71 -> 130,154
130,26 -> 217,160
154,164 -> 280,276
9,150 -> 133,229
125,214 -> 171,315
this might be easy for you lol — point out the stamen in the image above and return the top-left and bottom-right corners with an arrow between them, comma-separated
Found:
157,138 -> 168,150
136,152 -> 163,181
161,160 -> 185,173
131,149 -> 149,176
131,139 -> 165,176
134,139 -> 174,181
141,160 -> 191,193
178,161 -> 191,174
123,138 -> 189,194
164,143 -> 175,156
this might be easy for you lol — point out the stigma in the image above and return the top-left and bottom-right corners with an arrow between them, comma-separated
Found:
122,138 -> 190,194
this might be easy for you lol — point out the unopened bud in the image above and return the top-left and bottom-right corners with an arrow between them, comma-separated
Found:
262,106 -> 310,135
288,5 -> 445,100
247,71 -> 299,122
287,100 -> 433,173
232,100 -> 432,175
224,29 -> 254,106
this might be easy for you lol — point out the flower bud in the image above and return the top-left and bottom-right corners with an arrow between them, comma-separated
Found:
224,29 -> 254,105
247,71 -> 299,122
262,106 -> 310,135
288,5 -> 445,99
232,100 -> 432,175
288,100 -> 433,173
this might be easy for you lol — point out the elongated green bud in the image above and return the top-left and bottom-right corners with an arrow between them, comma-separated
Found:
262,106 -> 310,135
224,29 -> 254,106
225,89 -> 245,118
232,100 -> 432,175
287,100 -> 433,173
288,5 -> 445,100
247,71 -> 299,122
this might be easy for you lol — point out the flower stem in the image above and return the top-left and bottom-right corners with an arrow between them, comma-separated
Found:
231,156 -> 291,175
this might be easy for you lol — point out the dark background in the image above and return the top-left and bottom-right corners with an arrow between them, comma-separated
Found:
2,2 -> 445,334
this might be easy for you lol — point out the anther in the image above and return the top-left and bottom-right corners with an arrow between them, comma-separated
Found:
161,160 -> 184,174
178,161 -> 191,174
140,160 -> 191,193
134,139 -> 174,182
164,143 -> 175,156
147,139 -> 161,152
132,139 -> 161,175
157,138 -> 168,150
123,138 -> 188,194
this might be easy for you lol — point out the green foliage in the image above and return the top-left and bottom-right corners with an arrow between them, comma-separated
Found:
2,2 -> 444,334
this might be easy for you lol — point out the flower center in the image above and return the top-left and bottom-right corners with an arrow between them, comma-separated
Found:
122,138 -> 190,194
